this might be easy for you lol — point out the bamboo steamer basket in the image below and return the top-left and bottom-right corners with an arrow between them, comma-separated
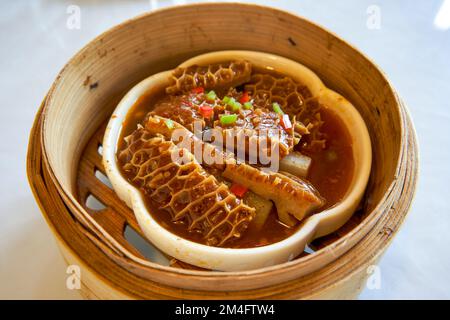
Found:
27,3 -> 418,299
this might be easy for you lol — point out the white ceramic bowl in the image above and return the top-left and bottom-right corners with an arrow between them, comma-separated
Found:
102,51 -> 372,271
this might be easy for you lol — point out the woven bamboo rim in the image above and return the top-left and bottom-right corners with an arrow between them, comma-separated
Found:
27,3 -> 418,299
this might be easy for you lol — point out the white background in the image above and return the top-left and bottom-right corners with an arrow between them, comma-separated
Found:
0,0 -> 449,299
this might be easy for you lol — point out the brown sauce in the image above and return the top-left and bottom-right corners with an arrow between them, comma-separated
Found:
299,106 -> 354,209
118,77 -> 354,248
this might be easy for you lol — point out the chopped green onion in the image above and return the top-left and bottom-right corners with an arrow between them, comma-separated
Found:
224,97 -> 241,112
231,101 -> 242,111
220,114 -> 238,125
272,102 -> 284,114
164,119 -> 174,129
226,97 -> 236,106
206,90 -> 217,101
222,96 -> 231,104
243,101 -> 253,110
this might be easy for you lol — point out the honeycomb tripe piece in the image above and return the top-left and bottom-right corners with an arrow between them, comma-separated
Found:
149,91 -> 296,159
244,73 -> 325,150
145,115 -> 325,226
118,127 -> 256,247
212,106 -> 295,160
148,94 -> 206,132
166,60 -> 252,94
244,73 -> 313,112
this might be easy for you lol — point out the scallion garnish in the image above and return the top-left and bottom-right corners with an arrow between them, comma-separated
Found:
206,90 -> 217,101
227,97 -> 236,106
220,114 -> 238,125
224,97 -> 241,112
272,102 -> 284,115
164,119 -> 174,129
231,101 -> 242,111
243,101 -> 253,110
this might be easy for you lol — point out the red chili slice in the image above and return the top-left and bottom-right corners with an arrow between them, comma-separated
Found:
280,114 -> 292,130
230,183 -> 248,198
199,105 -> 214,118
192,87 -> 204,94
239,92 -> 250,103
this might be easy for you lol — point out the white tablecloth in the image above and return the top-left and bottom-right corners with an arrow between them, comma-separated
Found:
1,0 -> 449,299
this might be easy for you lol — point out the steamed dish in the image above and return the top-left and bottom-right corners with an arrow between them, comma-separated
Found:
117,59 -> 354,249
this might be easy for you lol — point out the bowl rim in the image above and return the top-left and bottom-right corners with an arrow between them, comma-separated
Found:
38,2 -> 406,279
102,50 -> 372,271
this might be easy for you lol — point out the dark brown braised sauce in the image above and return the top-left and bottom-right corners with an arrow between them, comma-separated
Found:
118,68 -> 354,249
299,107 -> 354,209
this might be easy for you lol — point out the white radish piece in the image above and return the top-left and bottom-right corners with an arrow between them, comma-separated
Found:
244,191 -> 273,230
279,152 -> 312,178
